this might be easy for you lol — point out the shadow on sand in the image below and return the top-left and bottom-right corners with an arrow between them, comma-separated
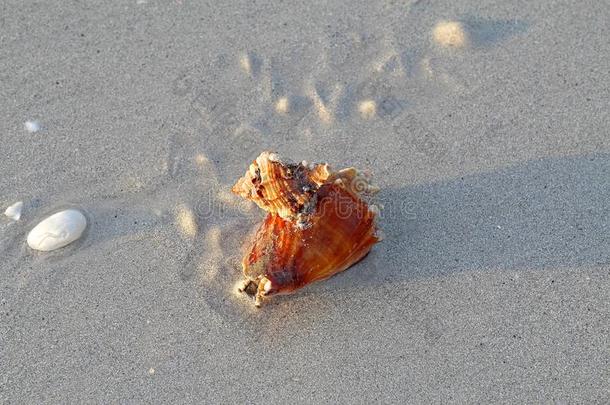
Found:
354,152 -> 609,286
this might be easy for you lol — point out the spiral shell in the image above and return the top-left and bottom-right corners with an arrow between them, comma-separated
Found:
232,151 -> 381,306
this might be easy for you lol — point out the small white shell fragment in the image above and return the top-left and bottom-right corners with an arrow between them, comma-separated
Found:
4,201 -> 24,221
27,209 -> 87,251
24,120 -> 41,133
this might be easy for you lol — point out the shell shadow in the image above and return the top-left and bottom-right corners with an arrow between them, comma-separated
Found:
319,153 -> 609,291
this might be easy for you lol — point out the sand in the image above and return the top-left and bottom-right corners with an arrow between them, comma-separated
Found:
1,0 -> 609,403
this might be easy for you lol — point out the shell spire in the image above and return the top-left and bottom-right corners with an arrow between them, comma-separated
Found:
231,151 -> 333,227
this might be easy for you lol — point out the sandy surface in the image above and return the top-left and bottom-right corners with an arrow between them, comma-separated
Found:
1,0 -> 609,403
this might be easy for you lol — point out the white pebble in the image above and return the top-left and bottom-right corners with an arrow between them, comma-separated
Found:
27,209 -> 87,251
24,120 -> 41,133
4,201 -> 24,221
275,97 -> 289,113
358,100 -> 377,119
432,21 -> 468,48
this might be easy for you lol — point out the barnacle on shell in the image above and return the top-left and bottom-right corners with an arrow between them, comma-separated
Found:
232,151 -> 381,306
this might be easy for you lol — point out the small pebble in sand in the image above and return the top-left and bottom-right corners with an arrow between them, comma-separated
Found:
27,209 -> 87,251
239,54 -> 252,75
148,368 -> 155,375
24,120 -> 41,133
4,201 -> 24,221
176,205 -> 198,238
194,153 -> 208,167
275,97 -> 289,114
432,20 -> 468,48
358,100 -> 377,119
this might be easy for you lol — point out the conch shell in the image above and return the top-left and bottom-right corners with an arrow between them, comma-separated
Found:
232,151 -> 381,306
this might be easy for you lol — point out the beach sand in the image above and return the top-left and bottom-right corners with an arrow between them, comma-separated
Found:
1,0 -> 609,402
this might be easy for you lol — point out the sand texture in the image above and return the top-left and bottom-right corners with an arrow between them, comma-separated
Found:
1,0 -> 609,403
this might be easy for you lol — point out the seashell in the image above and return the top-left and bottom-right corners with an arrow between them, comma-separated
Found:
27,209 -> 87,252
233,151 -> 381,306
4,201 -> 24,221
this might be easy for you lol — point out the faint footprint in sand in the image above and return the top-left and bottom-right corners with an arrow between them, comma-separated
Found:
172,15 -> 528,152
174,48 -> 411,165
163,143 -> 258,308
424,17 -> 528,93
